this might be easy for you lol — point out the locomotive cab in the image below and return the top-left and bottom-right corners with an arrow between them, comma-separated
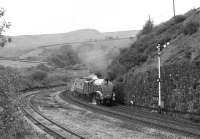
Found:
93,79 -> 115,105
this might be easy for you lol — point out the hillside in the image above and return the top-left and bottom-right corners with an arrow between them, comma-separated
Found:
0,29 -> 137,58
109,8 -> 200,77
0,29 -> 102,58
108,8 -> 200,115
0,29 -> 137,69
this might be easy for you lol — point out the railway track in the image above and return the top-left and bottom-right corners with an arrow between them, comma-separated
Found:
59,91 -> 200,138
111,105 -> 200,128
19,90 -> 85,139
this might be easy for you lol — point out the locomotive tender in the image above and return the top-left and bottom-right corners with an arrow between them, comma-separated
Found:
71,74 -> 115,104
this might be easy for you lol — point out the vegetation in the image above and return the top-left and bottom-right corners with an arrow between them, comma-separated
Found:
0,8 -> 11,47
29,70 -> 48,81
107,14 -> 188,79
183,20 -> 199,35
0,8 -> 48,138
48,45 -> 80,68
36,64 -> 50,72
123,62 -> 200,113
0,67 -> 40,138
173,15 -> 187,23
138,17 -> 154,36
0,9 -> 28,139
107,8 -> 200,116
0,64 -> 70,138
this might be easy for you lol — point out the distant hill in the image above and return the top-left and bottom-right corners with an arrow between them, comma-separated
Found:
0,29 -> 138,58
103,30 -> 137,38
0,29 -> 137,69
5,29 -> 103,49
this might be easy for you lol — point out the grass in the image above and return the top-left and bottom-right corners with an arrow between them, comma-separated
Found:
107,8 -> 200,114
0,66 -> 59,139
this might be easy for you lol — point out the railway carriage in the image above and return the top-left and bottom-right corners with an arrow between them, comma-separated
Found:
71,75 -> 115,105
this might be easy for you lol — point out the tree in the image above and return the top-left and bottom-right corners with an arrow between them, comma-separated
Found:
0,8 -> 11,47
139,16 -> 154,36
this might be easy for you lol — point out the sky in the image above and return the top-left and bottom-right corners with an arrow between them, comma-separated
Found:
0,0 -> 200,36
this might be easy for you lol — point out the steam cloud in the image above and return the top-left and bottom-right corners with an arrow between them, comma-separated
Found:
73,42 -> 126,74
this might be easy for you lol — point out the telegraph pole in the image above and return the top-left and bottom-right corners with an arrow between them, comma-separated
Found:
173,0 -> 176,17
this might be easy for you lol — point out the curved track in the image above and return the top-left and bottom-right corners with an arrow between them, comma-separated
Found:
20,90 -> 85,139
0,57 -> 47,64
59,91 -> 200,138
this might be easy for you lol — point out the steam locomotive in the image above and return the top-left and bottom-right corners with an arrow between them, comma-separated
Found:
71,74 -> 115,105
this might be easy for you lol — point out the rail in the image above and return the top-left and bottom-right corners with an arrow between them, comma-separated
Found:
19,86 -> 85,139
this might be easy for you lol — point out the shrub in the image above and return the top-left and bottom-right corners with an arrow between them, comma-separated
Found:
155,15 -> 185,35
173,15 -> 187,23
48,46 -> 80,68
155,24 -> 169,35
30,70 -> 47,81
183,21 -> 199,35
36,64 -> 50,72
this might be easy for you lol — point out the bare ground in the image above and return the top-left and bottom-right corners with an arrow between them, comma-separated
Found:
32,91 -> 194,139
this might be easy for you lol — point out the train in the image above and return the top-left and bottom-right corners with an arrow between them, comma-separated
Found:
71,74 -> 115,105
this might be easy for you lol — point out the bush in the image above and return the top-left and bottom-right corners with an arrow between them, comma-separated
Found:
118,47 -> 148,70
48,46 -> 80,68
155,24 -> 169,35
183,21 -> 199,35
173,15 -> 187,23
36,64 -> 50,72
30,70 -> 47,81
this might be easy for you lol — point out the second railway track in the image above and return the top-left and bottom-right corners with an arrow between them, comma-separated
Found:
58,90 -> 200,138
19,88 -> 200,139
19,90 -> 85,139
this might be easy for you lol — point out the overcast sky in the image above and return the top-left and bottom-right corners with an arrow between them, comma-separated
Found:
1,0 -> 200,35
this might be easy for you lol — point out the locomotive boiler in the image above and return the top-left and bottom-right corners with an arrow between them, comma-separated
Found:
71,74 -> 115,105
